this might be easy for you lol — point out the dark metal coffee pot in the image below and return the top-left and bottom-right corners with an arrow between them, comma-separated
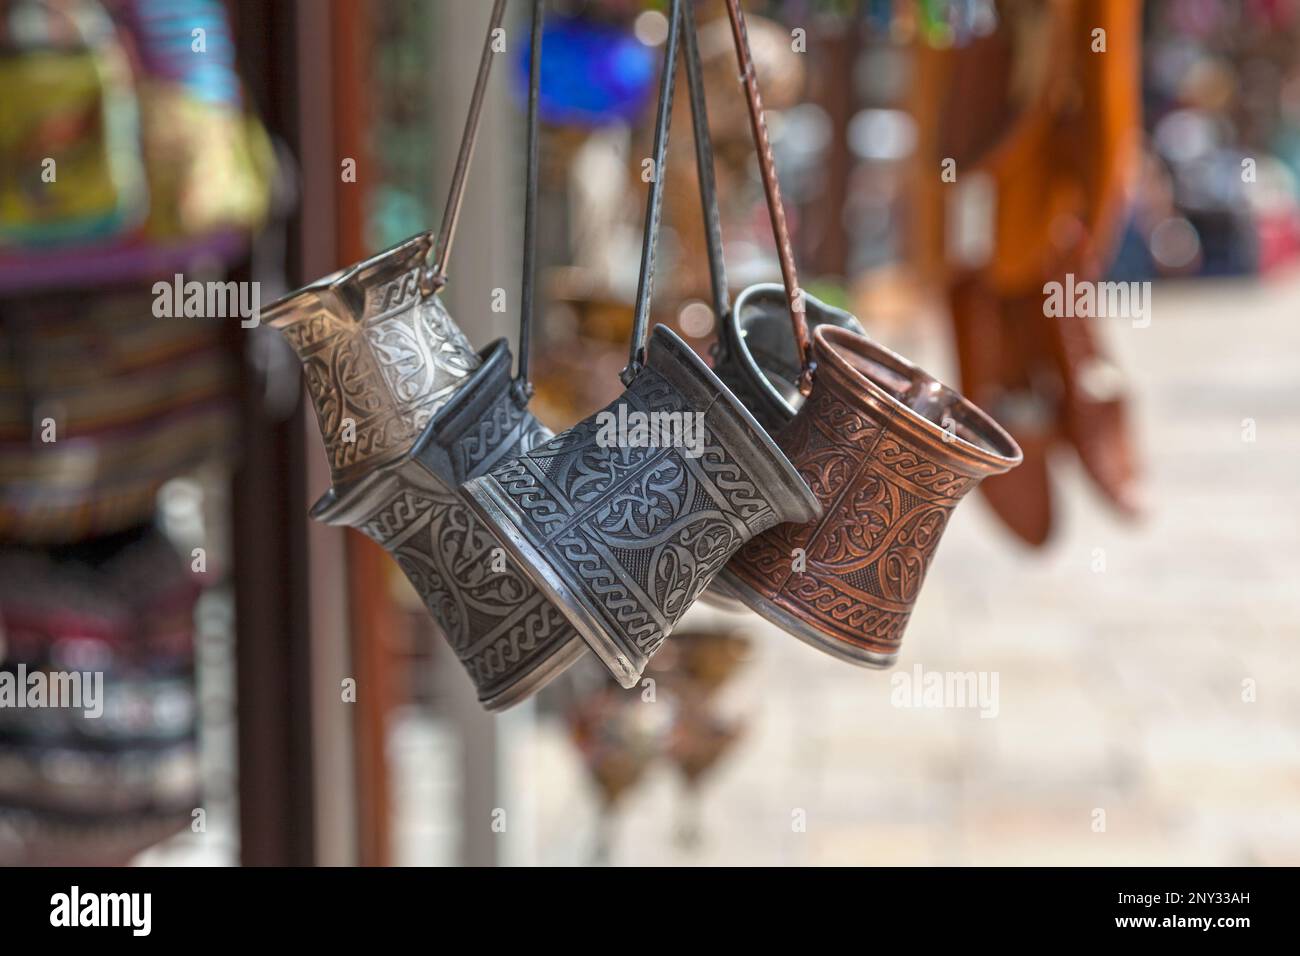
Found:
460,0 -> 820,688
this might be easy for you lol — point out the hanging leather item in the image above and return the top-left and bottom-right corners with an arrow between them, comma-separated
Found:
1042,0 -> 1143,519
922,0 -> 1144,545
949,279 -> 1055,545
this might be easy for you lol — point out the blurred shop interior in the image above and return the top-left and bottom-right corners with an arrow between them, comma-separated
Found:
2,0 -> 1299,866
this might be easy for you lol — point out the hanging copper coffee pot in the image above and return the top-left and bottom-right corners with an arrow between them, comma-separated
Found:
460,0 -> 821,690
720,325 -> 1021,666
699,0 -> 1023,665
264,0 -> 590,709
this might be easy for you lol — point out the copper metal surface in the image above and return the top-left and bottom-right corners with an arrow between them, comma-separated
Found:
720,325 -> 1022,667
678,2 -> 857,610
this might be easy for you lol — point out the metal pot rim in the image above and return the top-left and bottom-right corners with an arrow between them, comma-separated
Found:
723,282 -> 858,420
814,324 -> 1023,473
261,232 -> 433,325
478,635 -> 588,712
716,566 -> 897,669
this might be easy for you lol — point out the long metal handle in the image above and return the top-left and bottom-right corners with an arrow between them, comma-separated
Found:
513,0 -> 543,403
621,0 -> 683,386
682,0 -> 729,329
423,0 -> 510,295
723,0 -> 814,394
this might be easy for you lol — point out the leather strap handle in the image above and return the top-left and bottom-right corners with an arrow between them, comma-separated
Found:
722,0 -> 814,394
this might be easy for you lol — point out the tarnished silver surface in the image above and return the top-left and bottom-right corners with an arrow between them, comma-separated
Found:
461,6 -> 816,689
311,340 -> 587,710
261,0 -> 589,710
461,324 -> 821,688
263,234 -> 481,489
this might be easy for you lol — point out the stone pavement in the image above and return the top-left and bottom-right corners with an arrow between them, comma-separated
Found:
495,273 -> 1300,866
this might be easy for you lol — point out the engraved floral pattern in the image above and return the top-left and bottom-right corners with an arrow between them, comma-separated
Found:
466,333 -> 816,683
727,378 -> 987,661
268,237 -> 578,706
267,239 -> 481,486
351,403 -> 583,707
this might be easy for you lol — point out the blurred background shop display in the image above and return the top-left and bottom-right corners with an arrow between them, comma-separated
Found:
0,0 -> 265,864
2,0 -> 1298,866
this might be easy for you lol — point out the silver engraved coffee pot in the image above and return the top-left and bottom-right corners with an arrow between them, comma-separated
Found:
264,0 -> 589,709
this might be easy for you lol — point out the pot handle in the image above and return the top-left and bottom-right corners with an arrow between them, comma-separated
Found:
622,0 -> 684,387
512,0 -> 544,404
721,0 -> 815,395
422,0 -> 510,296
681,1 -> 730,338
